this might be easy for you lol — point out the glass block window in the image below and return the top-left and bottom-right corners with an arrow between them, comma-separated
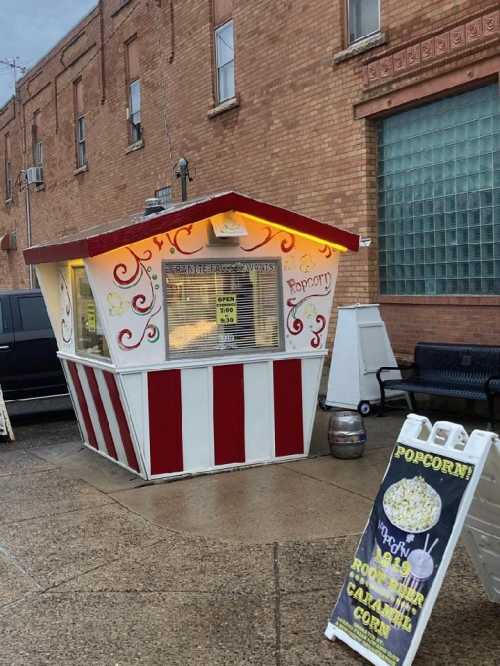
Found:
378,84 -> 500,296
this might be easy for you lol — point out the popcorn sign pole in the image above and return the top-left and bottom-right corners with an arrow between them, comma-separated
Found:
325,414 -> 497,666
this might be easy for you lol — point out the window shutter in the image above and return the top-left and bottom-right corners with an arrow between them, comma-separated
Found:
75,79 -> 84,115
164,260 -> 283,358
32,111 -> 40,143
127,38 -> 140,82
214,0 -> 233,26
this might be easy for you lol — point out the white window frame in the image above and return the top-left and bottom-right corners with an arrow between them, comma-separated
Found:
5,159 -> 12,201
76,116 -> 86,168
32,111 -> 43,168
4,136 -> 12,202
215,19 -> 235,104
33,140 -> 43,168
128,78 -> 142,144
347,0 -> 380,45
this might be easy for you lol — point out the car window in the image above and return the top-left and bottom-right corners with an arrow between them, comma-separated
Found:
18,296 -> 51,331
0,301 -> 3,334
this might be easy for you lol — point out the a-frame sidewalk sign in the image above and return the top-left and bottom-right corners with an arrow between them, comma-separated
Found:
325,413 -> 499,666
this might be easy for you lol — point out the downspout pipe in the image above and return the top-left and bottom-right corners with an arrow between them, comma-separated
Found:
24,176 -> 33,288
17,79 -> 34,289
99,0 -> 106,104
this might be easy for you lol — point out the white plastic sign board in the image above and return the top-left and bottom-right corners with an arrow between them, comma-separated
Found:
325,414 -> 497,666
462,438 -> 500,603
0,386 -> 14,441
211,217 -> 248,237
325,305 -> 404,411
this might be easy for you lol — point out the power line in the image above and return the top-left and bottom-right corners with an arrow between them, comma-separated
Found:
0,57 -> 27,99
0,57 -> 27,78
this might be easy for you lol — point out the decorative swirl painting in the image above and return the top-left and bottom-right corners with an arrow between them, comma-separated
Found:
240,226 -> 295,253
286,289 -> 332,350
112,247 -> 161,351
58,271 -> 73,345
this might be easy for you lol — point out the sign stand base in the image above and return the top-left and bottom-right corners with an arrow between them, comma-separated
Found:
0,386 -> 14,442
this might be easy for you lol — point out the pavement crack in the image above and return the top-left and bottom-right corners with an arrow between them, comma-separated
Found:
0,466 -> 58,479
281,463 -> 373,502
108,495 -> 203,537
42,537 -> 173,593
273,542 -> 282,666
0,544 -> 43,590
0,591 -> 40,614
0,499 -> 115,527
29,446 -> 85,465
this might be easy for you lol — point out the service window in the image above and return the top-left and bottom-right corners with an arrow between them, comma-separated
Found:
163,259 -> 284,359
73,266 -> 110,358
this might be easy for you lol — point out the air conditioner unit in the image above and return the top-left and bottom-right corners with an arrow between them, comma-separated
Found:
0,232 -> 16,251
26,166 -> 44,185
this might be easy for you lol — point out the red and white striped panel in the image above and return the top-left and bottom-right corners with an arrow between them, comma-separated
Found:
63,360 -> 142,475
147,357 -> 322,478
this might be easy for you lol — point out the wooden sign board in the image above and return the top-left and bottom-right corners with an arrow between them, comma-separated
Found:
325,414 -> 498,666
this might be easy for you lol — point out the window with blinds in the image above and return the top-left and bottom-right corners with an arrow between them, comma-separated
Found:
163,259 -> 284,359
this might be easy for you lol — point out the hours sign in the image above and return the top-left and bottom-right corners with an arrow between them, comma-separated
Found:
216,294 -> 237,325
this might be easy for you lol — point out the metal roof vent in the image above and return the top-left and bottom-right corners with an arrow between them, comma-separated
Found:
144,197 -> 165,216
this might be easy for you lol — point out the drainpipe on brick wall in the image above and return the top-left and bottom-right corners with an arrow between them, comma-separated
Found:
18,82 -> 34,288
24,175 -> 33,288
99,0 -> 106,104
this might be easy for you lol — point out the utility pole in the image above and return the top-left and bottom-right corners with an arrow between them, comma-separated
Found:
0,57 -> 26,95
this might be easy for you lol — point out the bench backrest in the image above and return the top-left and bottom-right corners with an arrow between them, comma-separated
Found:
415,342 -> 500,383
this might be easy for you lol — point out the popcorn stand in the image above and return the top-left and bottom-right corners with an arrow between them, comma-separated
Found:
24,192 -> 359,480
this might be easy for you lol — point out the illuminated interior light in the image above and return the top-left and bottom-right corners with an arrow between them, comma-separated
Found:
237,212 -> 349,253
169,320 -> 218,350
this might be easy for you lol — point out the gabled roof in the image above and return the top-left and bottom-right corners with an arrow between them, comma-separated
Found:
24,191 -> 359,265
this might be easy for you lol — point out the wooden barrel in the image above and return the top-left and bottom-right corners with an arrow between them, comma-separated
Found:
328,410 -> 366,459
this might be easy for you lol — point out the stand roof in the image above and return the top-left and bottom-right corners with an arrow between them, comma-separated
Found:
24,191 -> 360,265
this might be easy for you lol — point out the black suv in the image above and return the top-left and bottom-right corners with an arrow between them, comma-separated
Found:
0,289 -> 67,402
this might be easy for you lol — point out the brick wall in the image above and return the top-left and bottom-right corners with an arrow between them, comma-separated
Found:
0,0 -> 498,355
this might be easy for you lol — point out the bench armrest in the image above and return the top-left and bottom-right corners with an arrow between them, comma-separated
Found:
376,364 -> 415,383
485,376 -> 500,395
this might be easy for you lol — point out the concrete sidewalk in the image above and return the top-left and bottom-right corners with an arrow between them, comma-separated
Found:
0,408 -> 498,665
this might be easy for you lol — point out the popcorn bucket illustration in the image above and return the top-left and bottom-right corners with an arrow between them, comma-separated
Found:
368,476 -> 442,611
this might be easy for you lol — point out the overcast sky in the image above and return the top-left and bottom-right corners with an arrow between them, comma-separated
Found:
0,0 -> 97,107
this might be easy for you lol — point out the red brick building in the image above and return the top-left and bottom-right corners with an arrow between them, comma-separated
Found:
1,0 -> 499,355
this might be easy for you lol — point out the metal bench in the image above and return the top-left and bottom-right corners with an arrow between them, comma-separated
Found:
376,342 -> 500,426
